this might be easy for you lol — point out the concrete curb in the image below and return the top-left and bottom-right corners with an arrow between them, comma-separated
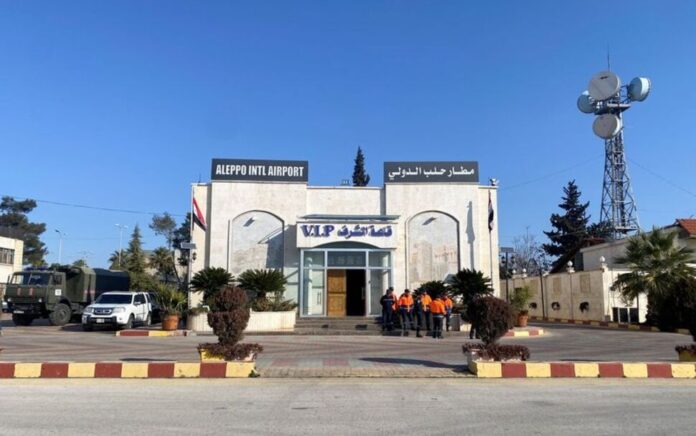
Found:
0,361 -> 256,378
529,316 -> 690,335
503,328 -> 545,337
115,330 -> 195,337
470,361 -> 696,378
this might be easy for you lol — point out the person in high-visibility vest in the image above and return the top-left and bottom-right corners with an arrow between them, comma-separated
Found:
379,288 -> 396,332
429,295 -> 446,339
397,289 -> 415,335
443,293 -> 454,332
420,290 -> 432,331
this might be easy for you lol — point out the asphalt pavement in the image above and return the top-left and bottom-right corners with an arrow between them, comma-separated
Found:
1,379 -> 695,435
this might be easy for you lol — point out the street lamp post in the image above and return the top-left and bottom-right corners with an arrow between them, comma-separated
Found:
54,229 -> 66,265
115,224 -> 128,268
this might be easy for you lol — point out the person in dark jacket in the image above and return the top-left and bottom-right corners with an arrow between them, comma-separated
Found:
380,288 -> 396,332
413,290 -> 426,338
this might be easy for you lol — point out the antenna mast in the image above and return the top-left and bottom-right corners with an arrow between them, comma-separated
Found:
577,70 -> 651,239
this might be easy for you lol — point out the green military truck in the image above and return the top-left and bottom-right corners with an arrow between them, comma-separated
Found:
3,266 -> 130,326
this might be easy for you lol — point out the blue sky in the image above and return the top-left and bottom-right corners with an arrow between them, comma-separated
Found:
1,1 -> 695,267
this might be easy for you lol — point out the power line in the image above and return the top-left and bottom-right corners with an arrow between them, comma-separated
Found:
498,155 -> 602,191
2,194 -> 186,217
627,158 -> 696,200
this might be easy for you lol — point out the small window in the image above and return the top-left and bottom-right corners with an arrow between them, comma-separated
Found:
53,275 -> 63,285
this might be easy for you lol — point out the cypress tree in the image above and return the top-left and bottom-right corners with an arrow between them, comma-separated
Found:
352,147 -> 371,186
125,224 -> 147,274
542,180 -> 591,262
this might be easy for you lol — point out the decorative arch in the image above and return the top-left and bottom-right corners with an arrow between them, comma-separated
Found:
230,210 -> 284,276
406,210 -> 460,289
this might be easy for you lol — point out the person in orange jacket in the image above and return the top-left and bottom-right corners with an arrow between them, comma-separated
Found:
420,291 -> 432,331
397,289 -> 415,335
443,293 -> 454,332
429,295 -> 446,339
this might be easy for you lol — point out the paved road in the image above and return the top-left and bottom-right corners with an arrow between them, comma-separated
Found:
0,316 -> 689,367
1,379 -> 695,435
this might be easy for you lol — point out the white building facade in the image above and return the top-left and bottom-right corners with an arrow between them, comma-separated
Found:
190,159 -> 499,318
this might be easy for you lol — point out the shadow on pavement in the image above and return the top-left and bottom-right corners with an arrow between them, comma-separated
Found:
360,357 -> 465,371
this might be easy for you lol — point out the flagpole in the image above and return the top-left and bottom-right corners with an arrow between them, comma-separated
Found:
188,183 -> 194,309
488,189 -> 496,298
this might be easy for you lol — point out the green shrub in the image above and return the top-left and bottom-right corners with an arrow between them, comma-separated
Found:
154,283 -> 187,316
190,267 -> 234,305
510,286 -> 532,315
417,280 -> 448,299
468,296 -> 515,346
446,269 -> 493,320
239,269 -> 296,312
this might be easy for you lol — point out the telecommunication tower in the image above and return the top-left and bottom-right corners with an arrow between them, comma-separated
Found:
577,71 -> 651,239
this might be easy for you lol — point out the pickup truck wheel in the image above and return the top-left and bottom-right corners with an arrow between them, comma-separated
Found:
144,313 -> 151,327
12,314 -> 34,326
82,323 -> 93,332
123,314 -> 134,330
48,303 -> 72,326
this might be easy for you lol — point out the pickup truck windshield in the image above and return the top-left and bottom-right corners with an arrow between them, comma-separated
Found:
95,294 -> 133,304
10,273 -> 50,286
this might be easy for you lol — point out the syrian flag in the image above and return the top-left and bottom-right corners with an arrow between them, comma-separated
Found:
488,191 -> 495,232
193,197 -> 207,232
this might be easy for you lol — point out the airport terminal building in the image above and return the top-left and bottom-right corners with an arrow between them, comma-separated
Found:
190,158 -> 499,318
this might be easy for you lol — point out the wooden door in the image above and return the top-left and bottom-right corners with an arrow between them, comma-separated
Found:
327,269 -> 346,317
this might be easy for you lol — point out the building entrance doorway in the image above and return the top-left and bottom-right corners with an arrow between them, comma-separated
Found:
326,269 -> 366,317
301,247 -> 392,318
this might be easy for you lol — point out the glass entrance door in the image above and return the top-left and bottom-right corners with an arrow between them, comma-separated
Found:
300,248 -> 392,317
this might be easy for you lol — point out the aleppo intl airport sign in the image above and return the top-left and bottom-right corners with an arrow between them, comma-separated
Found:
297,223 -> 398,248
384,161 -> 479,183
211,158 -> 309,182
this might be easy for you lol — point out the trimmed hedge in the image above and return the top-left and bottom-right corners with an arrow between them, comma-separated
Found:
468,296 -> 515,345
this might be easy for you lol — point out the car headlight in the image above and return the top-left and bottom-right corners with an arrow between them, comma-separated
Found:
84,307 -> 94,314
112,307 -> 126,313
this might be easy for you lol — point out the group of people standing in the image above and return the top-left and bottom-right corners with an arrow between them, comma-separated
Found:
379,288 -> 453,338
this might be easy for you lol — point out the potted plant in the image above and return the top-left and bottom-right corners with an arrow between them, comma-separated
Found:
155,284 -> 187,331
187,267 -> 234,332
510,286 -> 532,327
197,285 -> 263,365
462,296 -> 530,368
239,269 -> 297,332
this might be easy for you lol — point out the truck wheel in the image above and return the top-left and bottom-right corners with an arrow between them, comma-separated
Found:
48,303 -> 72,326
124,314 -> 134,330
12,314 -> 34,326
144,313 -> 151,327
82,323 -> 93,332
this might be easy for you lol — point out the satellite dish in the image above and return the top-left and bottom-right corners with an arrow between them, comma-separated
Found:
628,77 -> 651,101
593,114 -> 622,139
577,91 -> 595,113
588,71 -> 621,101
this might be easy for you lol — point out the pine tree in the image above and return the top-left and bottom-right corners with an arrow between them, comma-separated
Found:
0,196 -> 47,265
125,224 -> 147,274
542,180 -> 591,262
352,147 -> 370,186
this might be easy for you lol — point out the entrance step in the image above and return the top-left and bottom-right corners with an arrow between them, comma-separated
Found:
295,317 -> 385,335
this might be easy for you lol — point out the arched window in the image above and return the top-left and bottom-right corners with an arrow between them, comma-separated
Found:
407,211 -> 459,288
230,211 -> 284,275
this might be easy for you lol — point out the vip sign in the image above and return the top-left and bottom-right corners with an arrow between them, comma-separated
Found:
297,223 -> 398,248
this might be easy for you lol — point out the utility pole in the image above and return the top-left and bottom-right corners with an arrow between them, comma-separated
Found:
54,229 -> 66,265
115,224 -> 128,268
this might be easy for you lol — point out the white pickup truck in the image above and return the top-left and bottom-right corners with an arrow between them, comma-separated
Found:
81,291 -> 152,331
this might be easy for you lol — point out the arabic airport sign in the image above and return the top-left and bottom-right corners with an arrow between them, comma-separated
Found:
384,161 -> 479,184
211,158 -> 309,182
296,223 -> 398,248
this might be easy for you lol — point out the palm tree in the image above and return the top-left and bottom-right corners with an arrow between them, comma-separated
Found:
190,267 -> 234,302
150,247 -> 176,282
446,269 -> 494,307
611,228 -> 696,302
108,250 -> 129,270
